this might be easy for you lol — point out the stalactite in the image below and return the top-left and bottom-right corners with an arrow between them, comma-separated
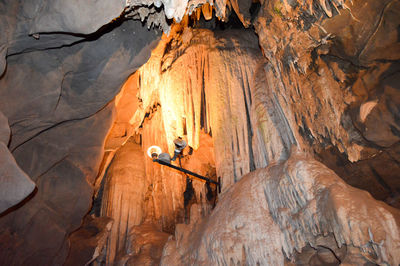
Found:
100,141 -> 146,264
201,3 -> 213,20
132,28 -> 263,191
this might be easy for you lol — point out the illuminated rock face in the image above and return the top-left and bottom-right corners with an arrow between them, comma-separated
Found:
133,1 -> 399,263
135,28 -> 263,190
134,3 -> 400,201
99,141 -> 147,264
128,20 -> 399,264
161,151 -> 400,265
0,0 -> 399,264
84,63 -> 217,264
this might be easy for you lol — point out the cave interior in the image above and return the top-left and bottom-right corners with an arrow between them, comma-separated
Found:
0,0 -> 400,265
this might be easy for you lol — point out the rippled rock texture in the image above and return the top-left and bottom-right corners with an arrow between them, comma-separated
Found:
161,151 -> 400,265
0,1 -> 160,263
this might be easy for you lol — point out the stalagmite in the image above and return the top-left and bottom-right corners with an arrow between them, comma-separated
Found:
161,150 -> 400,265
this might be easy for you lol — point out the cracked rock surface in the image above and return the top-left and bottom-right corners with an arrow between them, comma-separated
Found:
0,110 -> 35,214
0,5 -> 160,263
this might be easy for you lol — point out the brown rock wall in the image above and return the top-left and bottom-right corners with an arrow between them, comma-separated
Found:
253,0 -> 400,203
100,141 -> 147,264
0,103 -> 114,265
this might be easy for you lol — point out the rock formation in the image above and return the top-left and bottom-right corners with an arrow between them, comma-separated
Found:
252,0 -> 400,205
87,75 -> 218,263
0,110 -> 35,214
0,0 -> 399,265
0,1 -> 160,263
133,27 -> 262,190
161,151 -> 400,265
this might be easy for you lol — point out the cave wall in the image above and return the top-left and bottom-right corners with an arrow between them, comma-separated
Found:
133,0 -> 400,202
0,1 -> 161,263
0,0 -> 399,264
0,110 -> 35,214
0,0 -> 128,76
125,0 -> 400,203
100,140 -> 148,264
253,0 -> 400,202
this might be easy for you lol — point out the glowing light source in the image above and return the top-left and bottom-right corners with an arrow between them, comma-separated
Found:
147,145 -> 162,159
147,139 -> 221,193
